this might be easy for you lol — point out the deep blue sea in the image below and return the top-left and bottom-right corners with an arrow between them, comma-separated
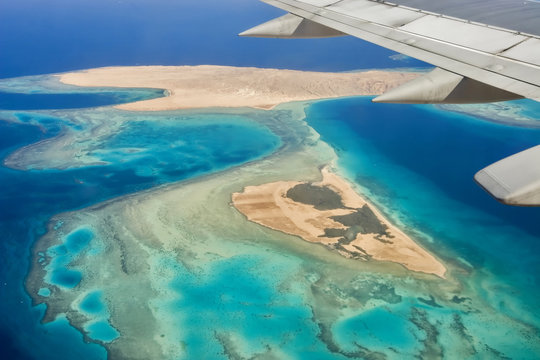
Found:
1,0 -> 539,359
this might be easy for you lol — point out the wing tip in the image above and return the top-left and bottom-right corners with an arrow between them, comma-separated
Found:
474,145 -> 540,207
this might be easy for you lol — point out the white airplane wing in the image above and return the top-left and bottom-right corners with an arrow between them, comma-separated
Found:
241,0 -> 540,206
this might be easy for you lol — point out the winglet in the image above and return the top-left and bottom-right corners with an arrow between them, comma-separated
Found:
373,68 -> 522,104
474,145 -> 540,206
239,13 -> 345,39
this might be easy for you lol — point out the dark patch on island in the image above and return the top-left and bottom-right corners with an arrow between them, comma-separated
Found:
284,179 -> 417,265
330,205 -> 393,246
333,232 -> 372,260
286,183 -> 344,210
288,182 -> 399,261
334,242 -> 371,260
331,205 -> 387,235
322,228 -> 347,238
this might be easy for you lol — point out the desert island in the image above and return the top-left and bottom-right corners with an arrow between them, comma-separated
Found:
233,167 -> 446,278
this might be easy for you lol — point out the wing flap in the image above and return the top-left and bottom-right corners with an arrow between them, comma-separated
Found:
500,38 -> 540,67
239,13 -> 345,38
373,67 -> 522,103
475,146 -> 540,206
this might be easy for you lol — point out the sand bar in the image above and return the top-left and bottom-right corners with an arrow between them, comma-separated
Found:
232,167 -> 446,278
59,65 -> 417,111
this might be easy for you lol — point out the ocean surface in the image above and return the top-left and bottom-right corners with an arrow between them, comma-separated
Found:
1,0 -> 539,359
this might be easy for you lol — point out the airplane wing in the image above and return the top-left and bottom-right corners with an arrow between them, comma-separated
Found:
240,0 -> 540,206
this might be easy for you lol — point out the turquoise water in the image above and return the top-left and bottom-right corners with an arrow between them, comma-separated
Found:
333,304 -> 419,354
64,228 -> 94,254
37,288 -> 51,297
85,321 -> 120,343
0,88 -> 165,110
513,99 -> 540,120
79,291 -> 106,315
96,115 -> 281,179
80,291 -> 119,343
0,2 -> 445,359
168,255 -> 328,358
49,269 -> 82,289
43,228 -> 94,289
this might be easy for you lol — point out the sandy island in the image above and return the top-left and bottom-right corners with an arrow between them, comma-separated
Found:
59,65 -> 418,111
233,168 -> 446,278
